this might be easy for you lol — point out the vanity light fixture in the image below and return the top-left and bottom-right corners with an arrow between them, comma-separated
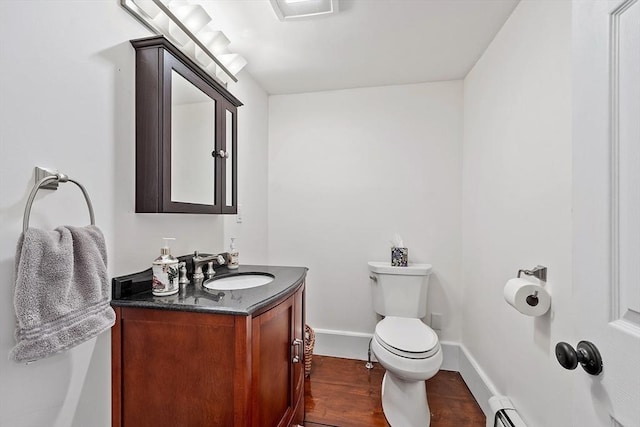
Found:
269,0 -> 339,21
120,0 -> 247,84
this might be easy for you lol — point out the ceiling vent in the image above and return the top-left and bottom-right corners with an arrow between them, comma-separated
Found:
269,0 -> 339,21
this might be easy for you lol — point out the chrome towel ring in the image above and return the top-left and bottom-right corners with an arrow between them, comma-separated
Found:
22,173 -> 95,233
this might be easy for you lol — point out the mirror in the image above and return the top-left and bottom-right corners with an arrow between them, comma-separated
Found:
225,109 -> 234,207
171,70 -> 216,205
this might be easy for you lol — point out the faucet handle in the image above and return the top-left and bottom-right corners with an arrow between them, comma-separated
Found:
217,254 -> 226,265
206,261 -> 215,279
178,262 -> 189,283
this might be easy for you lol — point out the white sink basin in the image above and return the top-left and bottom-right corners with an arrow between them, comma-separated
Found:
203,274 -> 274,291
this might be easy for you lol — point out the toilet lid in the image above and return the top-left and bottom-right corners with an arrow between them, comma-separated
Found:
375,317 -> 439,359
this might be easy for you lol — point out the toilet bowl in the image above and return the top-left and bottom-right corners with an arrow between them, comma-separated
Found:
372,316 -> 443,427
368,262 -> 442,427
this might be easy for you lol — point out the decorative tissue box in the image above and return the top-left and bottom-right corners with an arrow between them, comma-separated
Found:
391,247 -> 408,267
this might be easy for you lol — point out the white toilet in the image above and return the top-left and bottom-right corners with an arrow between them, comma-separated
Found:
368,261 -> 443,427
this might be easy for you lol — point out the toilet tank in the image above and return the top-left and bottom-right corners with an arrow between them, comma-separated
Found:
368,261 -> 432,318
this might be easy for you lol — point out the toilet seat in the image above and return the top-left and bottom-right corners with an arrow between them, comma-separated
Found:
375,317 -> 439,359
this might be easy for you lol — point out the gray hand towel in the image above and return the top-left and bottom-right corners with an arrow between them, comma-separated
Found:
10,225 -> 115,363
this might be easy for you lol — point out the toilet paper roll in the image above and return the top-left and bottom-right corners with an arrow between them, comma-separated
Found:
503,278 -> 551,316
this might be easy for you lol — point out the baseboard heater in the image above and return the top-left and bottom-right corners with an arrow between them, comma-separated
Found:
489,396 -> 527,427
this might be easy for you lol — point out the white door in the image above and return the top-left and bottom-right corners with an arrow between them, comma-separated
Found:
572,0 -> 640,425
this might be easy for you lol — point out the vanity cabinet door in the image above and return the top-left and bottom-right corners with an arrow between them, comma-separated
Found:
111,308 -> 242,427
291,286 -> 305,425
252,295 -> 296,427
251,285 -> 305,427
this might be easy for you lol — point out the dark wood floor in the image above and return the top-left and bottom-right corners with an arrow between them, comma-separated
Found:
304,355 -> 485,427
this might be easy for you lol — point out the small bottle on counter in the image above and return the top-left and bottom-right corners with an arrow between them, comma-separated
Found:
152,238 -> 179,296
228,237 -> 239,269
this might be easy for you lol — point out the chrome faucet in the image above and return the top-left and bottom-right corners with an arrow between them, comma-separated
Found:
192,251 -> 226,282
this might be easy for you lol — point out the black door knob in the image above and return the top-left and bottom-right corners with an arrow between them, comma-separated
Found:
555,342 -> 578,370
555,341 -> 603,376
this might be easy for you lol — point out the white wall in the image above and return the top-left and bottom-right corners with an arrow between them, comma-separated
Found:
0,1 -> 269,425
223,69 -> 270,265
268,82 -> 463,357
461,0 -> 573,425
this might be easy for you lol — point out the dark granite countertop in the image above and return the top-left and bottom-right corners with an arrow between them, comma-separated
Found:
111,264 -> 307,316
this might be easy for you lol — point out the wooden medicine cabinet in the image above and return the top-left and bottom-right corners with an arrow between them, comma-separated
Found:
132,35 -> 242,214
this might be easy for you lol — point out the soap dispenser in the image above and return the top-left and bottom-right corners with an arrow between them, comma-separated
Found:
152,238 -> 179,296
228,237 -> 239,269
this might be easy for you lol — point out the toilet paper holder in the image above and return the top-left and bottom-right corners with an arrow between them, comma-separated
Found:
517,265 -> 547,308
517,265 -> 547,282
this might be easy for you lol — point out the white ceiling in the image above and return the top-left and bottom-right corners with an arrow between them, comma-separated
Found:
200,0 -> 519,95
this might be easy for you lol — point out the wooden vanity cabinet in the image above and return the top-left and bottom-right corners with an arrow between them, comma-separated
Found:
111,284 -> 305,427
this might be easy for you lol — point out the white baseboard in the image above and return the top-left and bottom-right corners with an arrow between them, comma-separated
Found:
312,329 -> 495,421
457,343 -> 498,420
312,328 -> 374,361
438,340 -> 460,371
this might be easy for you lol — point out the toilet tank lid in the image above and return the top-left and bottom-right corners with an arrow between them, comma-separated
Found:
368,261 -> 432,276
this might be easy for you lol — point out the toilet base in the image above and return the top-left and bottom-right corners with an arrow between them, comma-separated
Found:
381,371 -> 431,427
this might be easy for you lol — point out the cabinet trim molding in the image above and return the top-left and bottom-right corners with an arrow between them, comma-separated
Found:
131,35 -> 243,107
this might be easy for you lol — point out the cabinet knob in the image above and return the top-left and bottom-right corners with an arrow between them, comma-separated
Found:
211,150 -> 229,159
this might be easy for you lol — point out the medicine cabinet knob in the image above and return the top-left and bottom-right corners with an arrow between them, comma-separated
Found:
211,150 -> 229,159
555,340 -> 603,376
